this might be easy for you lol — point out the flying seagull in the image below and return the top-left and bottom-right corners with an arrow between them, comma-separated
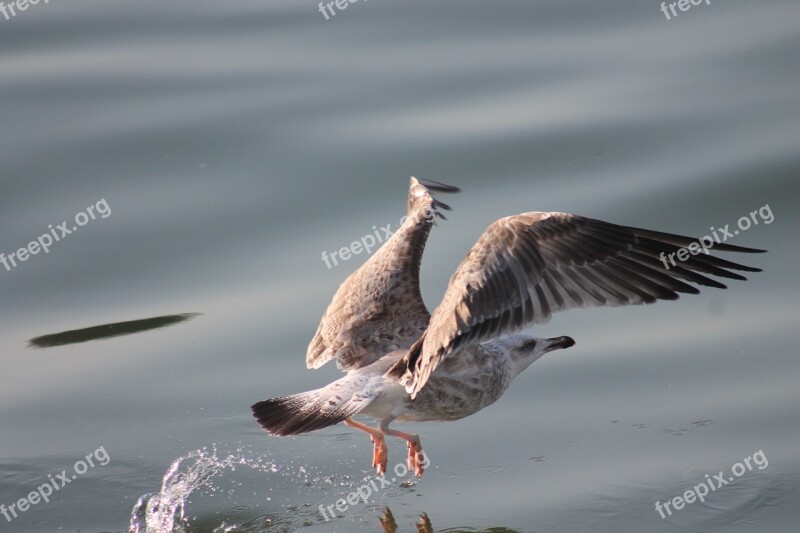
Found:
252,178 -> 764,476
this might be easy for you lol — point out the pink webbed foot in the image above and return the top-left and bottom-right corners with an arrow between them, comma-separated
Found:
407,440 -> 425,477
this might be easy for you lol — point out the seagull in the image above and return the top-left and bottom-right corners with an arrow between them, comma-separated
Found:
252,177 -> 764,477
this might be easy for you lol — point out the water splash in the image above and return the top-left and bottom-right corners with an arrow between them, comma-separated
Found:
127,442 -> 426,532
128,445 -> 278,533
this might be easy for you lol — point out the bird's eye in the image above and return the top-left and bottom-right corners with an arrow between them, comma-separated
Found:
523,340 -> 537,351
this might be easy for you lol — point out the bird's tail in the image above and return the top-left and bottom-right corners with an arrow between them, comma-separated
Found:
251,376 -> 374,436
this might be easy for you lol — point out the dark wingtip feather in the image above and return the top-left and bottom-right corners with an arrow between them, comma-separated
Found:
713,244 -> 767,254
433,198 -> 453,211
416,178 -> 461,194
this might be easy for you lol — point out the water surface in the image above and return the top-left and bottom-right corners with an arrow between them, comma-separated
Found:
0,1 -> 798,531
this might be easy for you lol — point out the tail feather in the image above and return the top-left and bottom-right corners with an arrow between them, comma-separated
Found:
251,377 -> 374,436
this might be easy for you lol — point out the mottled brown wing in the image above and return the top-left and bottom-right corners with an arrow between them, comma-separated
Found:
306,177 -> 460,372
390,212 -> 764,397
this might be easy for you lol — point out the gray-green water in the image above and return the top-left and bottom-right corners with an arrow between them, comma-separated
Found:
1,1 -> 798,531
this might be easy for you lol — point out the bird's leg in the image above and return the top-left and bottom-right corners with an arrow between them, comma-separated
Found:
380,421 -> 425,477
344,418 -> 388,475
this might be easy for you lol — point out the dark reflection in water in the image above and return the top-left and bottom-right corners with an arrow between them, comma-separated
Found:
380,508 -> 432,533
28,313 -> 200,348
380,507 -> 526,533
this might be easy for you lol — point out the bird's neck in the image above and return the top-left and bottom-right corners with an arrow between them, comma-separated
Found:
500,345 -> 547,379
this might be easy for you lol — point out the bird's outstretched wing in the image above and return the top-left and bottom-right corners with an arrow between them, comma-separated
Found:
306,177 -> 460,372
388,212 -> 765,397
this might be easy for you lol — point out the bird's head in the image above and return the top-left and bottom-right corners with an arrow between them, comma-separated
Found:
497,333 -> 575,375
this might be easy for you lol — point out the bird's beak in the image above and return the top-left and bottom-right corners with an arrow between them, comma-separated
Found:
544,336 -> 576,352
